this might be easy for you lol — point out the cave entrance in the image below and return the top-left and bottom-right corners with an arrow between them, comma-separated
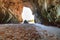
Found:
22,7 -> 35,24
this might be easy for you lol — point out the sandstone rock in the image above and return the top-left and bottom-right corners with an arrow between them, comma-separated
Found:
0,24 -> 58,40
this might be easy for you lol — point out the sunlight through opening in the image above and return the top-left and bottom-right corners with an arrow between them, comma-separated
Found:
22,7 -> 35,24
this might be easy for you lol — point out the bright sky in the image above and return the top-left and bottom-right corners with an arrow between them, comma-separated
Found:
22,7 -> 34,23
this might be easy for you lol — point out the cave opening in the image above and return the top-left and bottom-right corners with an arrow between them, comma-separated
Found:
22,7 -> 35,24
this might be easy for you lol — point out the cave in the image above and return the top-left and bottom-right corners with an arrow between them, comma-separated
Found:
0,0 -> 60,40
0,0 -> 60,26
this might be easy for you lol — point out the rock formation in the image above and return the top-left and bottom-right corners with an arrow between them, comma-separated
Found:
0,24 -> 58,40
0,0 -> 23,23
0,0 -> 60,26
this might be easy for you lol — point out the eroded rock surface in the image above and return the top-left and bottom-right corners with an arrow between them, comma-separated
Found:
0,24 -> 58,40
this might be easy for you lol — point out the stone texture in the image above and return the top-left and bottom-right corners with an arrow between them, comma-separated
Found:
0,0 -> 60,27
0,24 -> 58,40
0,0 -> 23,23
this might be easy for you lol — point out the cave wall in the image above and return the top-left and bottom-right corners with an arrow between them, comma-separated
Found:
0,0 -> 60,26
0,0 -> 36,23
4,0 -> 23,22
37,0 -> 60,26
0,0 -> 23,23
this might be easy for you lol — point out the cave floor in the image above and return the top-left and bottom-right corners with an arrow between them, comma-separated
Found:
0,24 -> 60,40
35,23 -> 60,39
